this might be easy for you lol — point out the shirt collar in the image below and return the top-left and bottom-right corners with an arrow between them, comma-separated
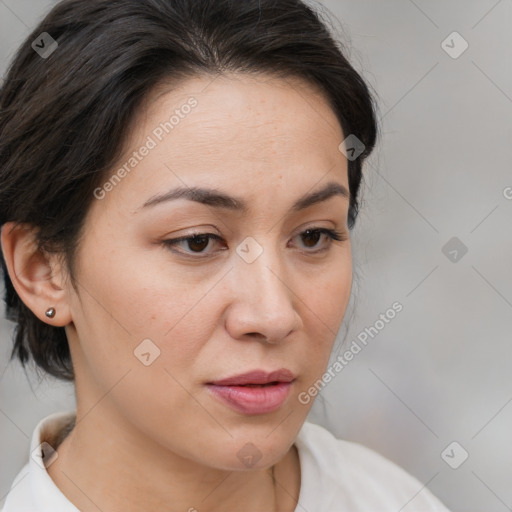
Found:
24,410 -> 78,512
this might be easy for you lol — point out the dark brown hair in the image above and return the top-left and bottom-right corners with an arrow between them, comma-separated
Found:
0,0 -> 378,381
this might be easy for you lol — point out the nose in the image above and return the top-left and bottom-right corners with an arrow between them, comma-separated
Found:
224,242 -> 303,343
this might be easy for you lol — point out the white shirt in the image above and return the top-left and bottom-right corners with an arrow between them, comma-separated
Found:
2,411 -> 450,511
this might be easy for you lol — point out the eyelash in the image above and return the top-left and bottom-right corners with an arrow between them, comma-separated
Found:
162,227 -> 347,259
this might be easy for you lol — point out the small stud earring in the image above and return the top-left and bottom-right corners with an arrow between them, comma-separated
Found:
45,307 -> 56,318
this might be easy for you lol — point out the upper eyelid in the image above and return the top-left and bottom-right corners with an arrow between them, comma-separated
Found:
163,227 -> 343,255
167,227 -> 339,242
169,223 -> 342,238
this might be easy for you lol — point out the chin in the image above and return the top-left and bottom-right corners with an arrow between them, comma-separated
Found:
203,425 -> 297,471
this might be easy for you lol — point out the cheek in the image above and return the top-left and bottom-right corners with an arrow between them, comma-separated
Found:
310,249 -> 352,323
301,251 -> 353,362
70,241 -> 222,376
67,248 -> 223,434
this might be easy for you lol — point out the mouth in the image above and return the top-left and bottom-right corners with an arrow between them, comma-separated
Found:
206,369 -> 296,415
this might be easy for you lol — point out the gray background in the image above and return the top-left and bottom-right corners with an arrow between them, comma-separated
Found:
1,1 -> 511,511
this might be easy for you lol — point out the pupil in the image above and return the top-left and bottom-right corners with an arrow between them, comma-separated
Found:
303,230 -> 320,248
189,235 -> 209,252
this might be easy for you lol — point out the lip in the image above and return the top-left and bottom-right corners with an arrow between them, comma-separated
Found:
209,369 -> 296,386
206,369 -> 296,415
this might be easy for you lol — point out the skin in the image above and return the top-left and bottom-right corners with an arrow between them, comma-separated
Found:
2,72 -> 353,512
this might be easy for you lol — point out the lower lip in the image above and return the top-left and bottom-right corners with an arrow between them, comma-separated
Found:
206,381 -> 294,415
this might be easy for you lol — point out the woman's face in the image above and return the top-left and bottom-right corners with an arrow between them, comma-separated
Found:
65,73 -> 353,470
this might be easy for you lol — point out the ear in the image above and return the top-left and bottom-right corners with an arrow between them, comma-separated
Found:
1,222 -> 72,327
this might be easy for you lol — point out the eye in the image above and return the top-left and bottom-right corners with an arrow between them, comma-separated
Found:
291,228 -> 347,253
162,227 -> 347,259
162,233 -> 225,257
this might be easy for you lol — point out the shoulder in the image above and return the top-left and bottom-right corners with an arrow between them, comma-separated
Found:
294,421 -> 451,512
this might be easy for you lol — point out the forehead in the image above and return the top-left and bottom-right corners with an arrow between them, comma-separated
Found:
95,72 -> 349,215
131,72 -> 344,162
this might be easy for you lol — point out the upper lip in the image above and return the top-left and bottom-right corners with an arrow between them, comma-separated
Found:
208,369 -> 296,386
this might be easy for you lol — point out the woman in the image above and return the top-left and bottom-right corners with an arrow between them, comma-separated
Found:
0,0 -> 451,510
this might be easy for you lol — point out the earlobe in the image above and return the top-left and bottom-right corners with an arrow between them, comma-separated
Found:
0,222 -> 72,327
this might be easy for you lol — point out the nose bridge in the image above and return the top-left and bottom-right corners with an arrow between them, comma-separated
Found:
238,235 -> 287,298
228,235 -> 299,338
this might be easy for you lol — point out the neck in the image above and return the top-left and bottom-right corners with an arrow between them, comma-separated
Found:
47,404 -> 301,512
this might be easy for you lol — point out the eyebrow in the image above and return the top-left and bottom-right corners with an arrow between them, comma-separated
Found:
141,180 -> 350,213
